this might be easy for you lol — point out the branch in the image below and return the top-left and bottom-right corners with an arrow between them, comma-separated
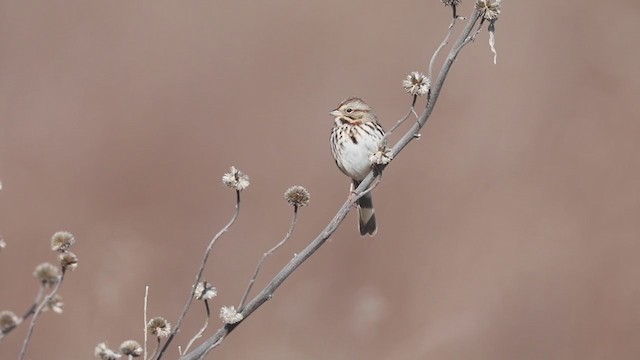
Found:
238,207 -> 299,311
181,9 -> 483,360
0,286 -> 45,339
155,190 -> 242,360
428,6 -> 462,80
19,271 -> 67,360
181,299 -> 211,355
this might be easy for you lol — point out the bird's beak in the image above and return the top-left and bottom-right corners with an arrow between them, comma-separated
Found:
329,110 -> 342,117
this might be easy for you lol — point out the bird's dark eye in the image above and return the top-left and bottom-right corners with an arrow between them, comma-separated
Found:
346,108 -> 353,113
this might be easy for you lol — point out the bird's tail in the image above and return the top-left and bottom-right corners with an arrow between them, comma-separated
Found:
354,180 -> 377,236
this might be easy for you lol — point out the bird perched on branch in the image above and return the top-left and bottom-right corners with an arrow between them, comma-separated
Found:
330,97 -> 386,236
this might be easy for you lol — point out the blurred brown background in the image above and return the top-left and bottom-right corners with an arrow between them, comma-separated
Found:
1,1 -> 639,359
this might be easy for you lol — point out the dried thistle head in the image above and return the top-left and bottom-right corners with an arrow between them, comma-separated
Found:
94,342 -> 122,360
33,262 -> 60,287
0,310 -> 21,331
119,340 -> 143,357
194,281 -> 217,300
476,0 -> 501,20
402,71 -> 430,96
369,147 -> 393,165
219,306 -> 243,324
51,231 -> 75,252
59,252 -> 79,271
147,317 -> 171,338
43,294 -> 64,314
284,186 -> 310,208
222,166 -> 250,191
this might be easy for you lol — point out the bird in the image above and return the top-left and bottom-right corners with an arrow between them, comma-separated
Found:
330,97 -> 386,236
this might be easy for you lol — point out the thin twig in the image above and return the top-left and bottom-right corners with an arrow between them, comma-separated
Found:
199,336 -> 224,360
469,18 -> 486,42
155,190 -> 242,360
238,207 -> 299,311
19,271 -> 66,360
182,300 -> 211,355
428,8 -> 460,80
148,337 -> 161,360
144,286 -> 149,360
385,95 -> 419,137
182,9 -> 484,360
0,286 -> 45,339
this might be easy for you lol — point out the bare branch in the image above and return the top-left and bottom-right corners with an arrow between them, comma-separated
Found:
19,271 -> 67,360
385,95 -> 418,137
148,337 -> 161,360
181,9 -> 484,360
155,190 -> 242,359
428,9 -> 461,80
144,286 -> 149,360
182,300 -> 211,355
238,207 -> 299,311
0,286 -> 45,340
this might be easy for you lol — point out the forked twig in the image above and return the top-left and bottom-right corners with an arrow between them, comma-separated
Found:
182,8 -> 485,360
19,271 -> 67,360
181,300 -> 211,355
428,6 -> 461,80
238,208 -> 299,311
386,95 -> 419,137
155,190 -> 242,360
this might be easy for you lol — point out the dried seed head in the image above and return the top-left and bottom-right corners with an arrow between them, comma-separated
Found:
119,340 -> 143,357
194,281 -> 217,300
0,236 -> 6,251
476,0 -> 501,20
33,262 -> 60,287
369,147 -> 393,165
147,317 -> 171,338
219,306 -> 243,324
0,310 -> 20,331
43,294 -> 64,314
95,342 -> 122,360
59,252 -> 79,271
441,0 -> 461,6
402,71 -> 430,96
284,186 -> 311,207
51,231 -> 75,252
222,166 -> 250,191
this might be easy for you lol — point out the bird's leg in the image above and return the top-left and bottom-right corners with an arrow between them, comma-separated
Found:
348,182 -> 357,201
347,182 -> 361,209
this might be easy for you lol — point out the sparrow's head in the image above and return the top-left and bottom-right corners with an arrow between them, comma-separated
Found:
330,97 -> 377,124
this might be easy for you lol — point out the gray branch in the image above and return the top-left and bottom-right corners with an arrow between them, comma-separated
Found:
181,9 -> 483,360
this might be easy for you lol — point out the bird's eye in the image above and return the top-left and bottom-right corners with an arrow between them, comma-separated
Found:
346,108 -> 353,113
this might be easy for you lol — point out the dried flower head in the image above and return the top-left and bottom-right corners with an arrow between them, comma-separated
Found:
222,166 -> 250,191
0,310 -> 20,331
476,0 -> 501,20
95,342 -> 122,360
219,306 -> 243,324
0,236 -> 6,251
59,251 -> 79,271
441,0 -> 461,5
284,186 -> 311,207
43,294 -> 64,314
402,71 -> 430,96
147,317 -> 171,338
33,262 -> 60,286
119,340 -> 143,357
369,147 -> 394,165
51,231 -> 75,252
194,281 -> 217,300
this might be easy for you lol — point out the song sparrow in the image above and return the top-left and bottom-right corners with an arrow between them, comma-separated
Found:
330,97 -> 386,236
